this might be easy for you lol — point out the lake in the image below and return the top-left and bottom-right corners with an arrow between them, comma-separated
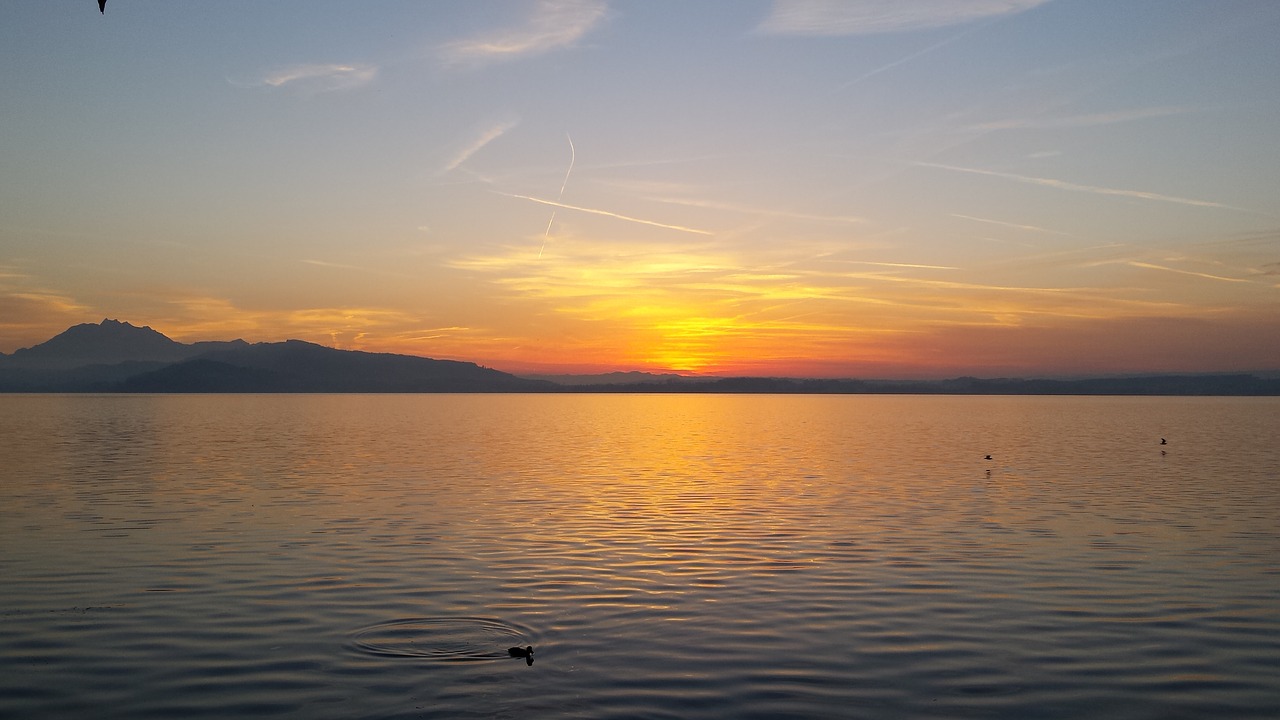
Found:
1,394 -> 1278,718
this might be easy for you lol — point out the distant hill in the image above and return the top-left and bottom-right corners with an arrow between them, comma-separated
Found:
1,319 -> 246,371
3,319 -> 1278,394
121,340 -> 553,393
0,319 -> 552,393
556,374 -> 1280,395
522,371 -> 698,386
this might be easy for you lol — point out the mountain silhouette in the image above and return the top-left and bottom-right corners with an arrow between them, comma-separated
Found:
0,320 -> 551,392
2,320 -> 1277,394
1,319 -> 245,371
122,340 -> 552,392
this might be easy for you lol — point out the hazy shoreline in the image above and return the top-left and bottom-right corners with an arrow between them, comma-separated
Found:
4,321 -> 1278,395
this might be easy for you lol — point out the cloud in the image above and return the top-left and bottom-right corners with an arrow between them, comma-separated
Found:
838,28 -> 974,88
1127,261 -> 1249,284
757,0 -> 1048,36
493,191 -> 714,235
440,0 -> 607,67
442,119 -> 520,174
917,162 -> 1241,211
639,194 -> 865,226
301,259 -> 415,279
246,63 -> 377,92
951,213 -> 1070,236
843,261 -> 958,270
968,106 -> 1192,131
0,290 -> 91,353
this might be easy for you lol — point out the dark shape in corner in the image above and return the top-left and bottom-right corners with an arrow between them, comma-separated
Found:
508,645 -> 534,665
99,0 -> 106,13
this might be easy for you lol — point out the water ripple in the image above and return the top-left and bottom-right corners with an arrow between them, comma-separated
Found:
349,616 -> 537,662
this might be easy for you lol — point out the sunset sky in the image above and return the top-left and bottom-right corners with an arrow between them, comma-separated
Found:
2,1 -> 1278,377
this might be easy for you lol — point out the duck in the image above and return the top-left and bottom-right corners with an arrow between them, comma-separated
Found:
984,454 -> 992,460
508,645 -> 533,659
1160,438 -> 1167,445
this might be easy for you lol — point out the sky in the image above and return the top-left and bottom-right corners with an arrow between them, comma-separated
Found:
2,1 -> 1278,378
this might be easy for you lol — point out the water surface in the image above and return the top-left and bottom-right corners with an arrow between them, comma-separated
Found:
2,394 -> 1278,718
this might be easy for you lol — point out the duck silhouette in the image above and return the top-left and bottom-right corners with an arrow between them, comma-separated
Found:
984,454 -> 992,460
508,645 -> 534,665
1160,438 -> 1167,445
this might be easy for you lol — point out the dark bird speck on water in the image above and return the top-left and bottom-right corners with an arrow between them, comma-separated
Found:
984,454 -> 992,460
509,645 -> 534,665
98,0 -> 106,14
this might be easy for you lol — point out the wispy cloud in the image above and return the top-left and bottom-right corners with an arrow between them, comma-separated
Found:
493,191 -> 714,235
951,213 -> 1071,236
918,162 -> 1242,211
245,63 -> 378,92
440,0 -> 607,67
639,195 -> 865,226
301,259 -> 414,279
757,0 -> 1048,36
838,28 -> 974,89
839,261 -> 959,271
0,290 -> 91,352
969,106 -> 1193,131
442,119 -> 520,174
1127,261 -> 1249,284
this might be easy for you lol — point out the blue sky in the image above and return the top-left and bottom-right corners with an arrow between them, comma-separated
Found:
2,1 -> 1278,376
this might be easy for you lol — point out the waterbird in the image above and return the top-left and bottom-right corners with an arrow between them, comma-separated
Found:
1160,438 -> 1167,445
508,646 -> 533,658
984,454 -> 992,460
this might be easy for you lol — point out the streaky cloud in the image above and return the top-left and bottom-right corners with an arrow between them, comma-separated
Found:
1127,261 -> 1249,284
440,0 -> 606,67
918,162 -> 1246,211
244,63 -> 377,92
494,191 -> 714,236
842,261 -> 959,271
302,259 -> 415,280
839,26 -> 977,89
641,195 -> 864,226
758,0 -> 1047,36
969,106 -> 1193,131
442,119 -> 520,174
951,213 -> 1071,236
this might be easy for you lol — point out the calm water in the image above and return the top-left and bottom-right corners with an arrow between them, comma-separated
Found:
1,394 -> 1278,719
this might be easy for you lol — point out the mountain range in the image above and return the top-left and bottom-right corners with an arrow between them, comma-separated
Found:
2,319 -> 1278,394
0,320 -> 550,392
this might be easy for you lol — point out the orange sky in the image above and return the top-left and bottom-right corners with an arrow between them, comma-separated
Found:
2,2 -> 1279,378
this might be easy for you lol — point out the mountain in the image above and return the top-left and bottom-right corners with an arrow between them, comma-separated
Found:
0,319 -> 245,371
0,320 -> 551,393
3,320 -> 1278,394
120,340 -> 552,393
521,371 -> 698,386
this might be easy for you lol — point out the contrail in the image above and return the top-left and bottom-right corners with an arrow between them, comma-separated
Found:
540,133 -> 575,258
1128,261 -> 1248,284
917,162 -> 1242,210
496,191 -> 713,236
951,213 -> 1072,236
